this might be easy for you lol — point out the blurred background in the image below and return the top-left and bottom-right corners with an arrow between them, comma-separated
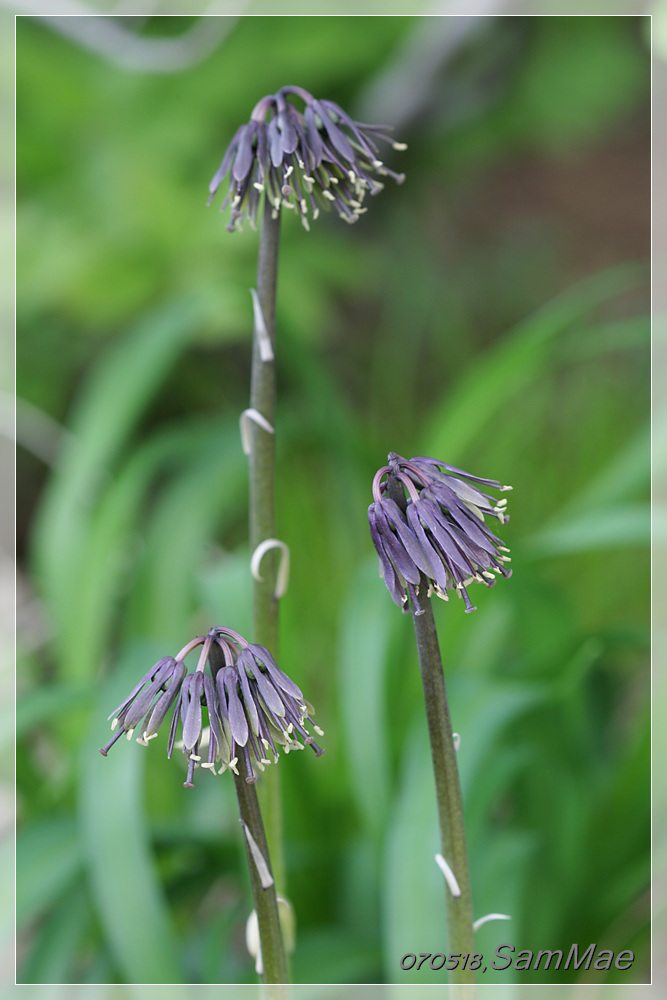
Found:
15,13 -> 650,987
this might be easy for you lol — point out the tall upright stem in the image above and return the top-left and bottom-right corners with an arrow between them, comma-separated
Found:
386,473 -> 475,988
234,763 -> 289,994
249,204 -> 285,895
413,596 -> 476,988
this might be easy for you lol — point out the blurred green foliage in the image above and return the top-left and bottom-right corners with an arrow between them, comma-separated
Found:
16,14 -> 649,986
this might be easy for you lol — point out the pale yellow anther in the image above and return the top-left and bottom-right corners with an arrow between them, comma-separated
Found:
314,725 -> 324,736
323,190 -> 335,201
190,754 -> 201,762
392,141 -> 408,151
111,719 -> 119,731
253,182 -> 264,192
126,728 -> 134,740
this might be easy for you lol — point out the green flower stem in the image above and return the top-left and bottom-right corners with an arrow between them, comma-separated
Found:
412,594 -> 476,988
249,204 -> 285,896
386,472 -> 475,987
233,762 -> 289,993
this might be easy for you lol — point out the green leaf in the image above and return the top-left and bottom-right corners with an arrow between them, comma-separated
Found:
337,558 -> 396,839
527,503 -> 651,556
15,817 -> 82,928
382,722 -> 447,983
425,265 -> 645,463
127,423 -> 246,643
79,646 -> 185,983
198,547 -> 252,640
18,883 -> 90,984
32,299 -> 199,664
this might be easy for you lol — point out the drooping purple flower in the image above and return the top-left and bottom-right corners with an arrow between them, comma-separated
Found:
214,635 -> 324,784
208,85 -> 406,232
99,627 -> 323,788
99,656 -> 186,757
368,452 -> 512,616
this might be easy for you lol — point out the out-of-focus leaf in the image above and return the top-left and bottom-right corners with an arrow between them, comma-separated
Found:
447,673 -> 546,799
559,316 -> 649,361
14,682 -> 90,749
198,547 -> 252,640
79,646 -> 185,984
382,722 -> 447,984
425,265 -> 645,463
552,421 -> 651,516
15,817 -> 81,927
32,300 -> 199,662
19,883 -> 90,984
338,558 -> 396,839
527,503 -> 652,556
127,423 -> 245,643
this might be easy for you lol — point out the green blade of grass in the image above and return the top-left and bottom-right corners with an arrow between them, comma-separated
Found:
79,646 -> 185,984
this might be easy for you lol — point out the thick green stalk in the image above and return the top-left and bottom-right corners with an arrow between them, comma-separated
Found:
233,763 -> 289,994
412,595 -> 476,988
249,204 -> 285,895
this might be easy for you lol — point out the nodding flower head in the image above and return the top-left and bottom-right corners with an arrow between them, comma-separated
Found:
208,84 -> 406,233
100,628 -> 323,788
368,453 -> 512,616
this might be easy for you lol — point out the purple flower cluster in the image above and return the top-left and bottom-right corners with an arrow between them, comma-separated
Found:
100,628 -> 323,787
368,453 -> 512,616
208,85 -> 406,232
